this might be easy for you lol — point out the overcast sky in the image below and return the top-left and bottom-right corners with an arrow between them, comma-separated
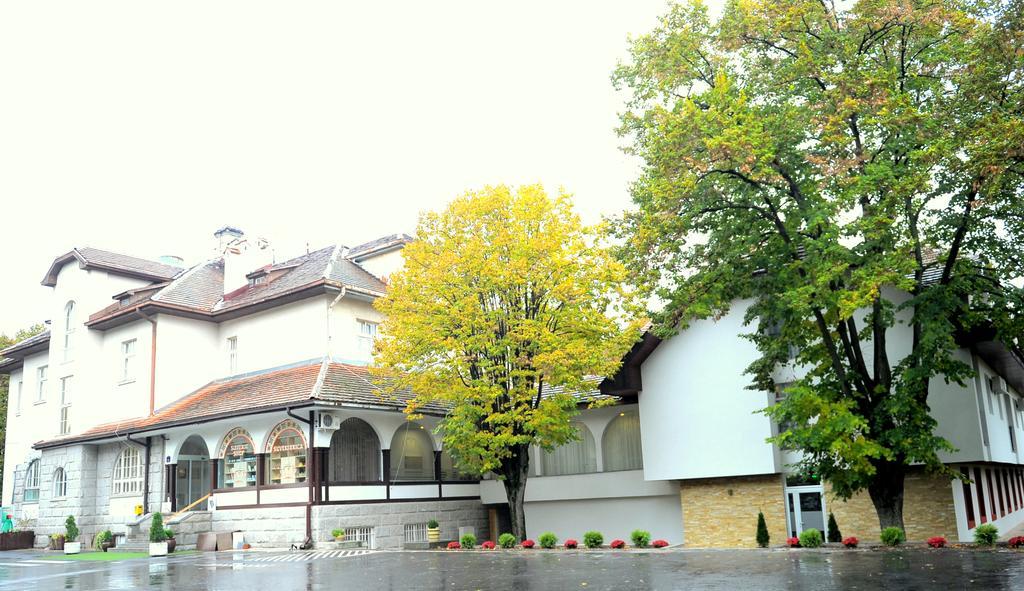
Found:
0,1 -> 708,335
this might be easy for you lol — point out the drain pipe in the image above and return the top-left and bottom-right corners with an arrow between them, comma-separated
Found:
287,407 -> 314,544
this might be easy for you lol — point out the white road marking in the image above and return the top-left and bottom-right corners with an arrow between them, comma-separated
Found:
247,550 -> 370,562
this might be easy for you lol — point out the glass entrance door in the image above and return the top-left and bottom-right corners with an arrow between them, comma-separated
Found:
175,458 -> 210,511
785,486 -> 826,537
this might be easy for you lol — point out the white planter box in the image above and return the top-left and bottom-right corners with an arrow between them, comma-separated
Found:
149,542 -> 168,557
63,541 -> 81,555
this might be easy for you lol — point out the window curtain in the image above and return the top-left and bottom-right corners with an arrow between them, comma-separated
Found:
542,423 -> 597,476
329,418 -> 381,482
602,411 -> 644,471
390,425 -> 434,481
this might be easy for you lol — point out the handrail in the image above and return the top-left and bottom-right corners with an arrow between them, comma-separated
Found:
170,493 -> 211,520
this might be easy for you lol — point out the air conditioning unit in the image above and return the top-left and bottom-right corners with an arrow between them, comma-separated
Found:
317,412 -> 340,430
989,376 -> 1008,395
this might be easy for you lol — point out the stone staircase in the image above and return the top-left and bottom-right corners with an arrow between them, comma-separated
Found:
109,511 -> 213,553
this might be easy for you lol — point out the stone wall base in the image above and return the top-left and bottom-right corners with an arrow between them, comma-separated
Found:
826,469 -> 957,542
679,473 -> 787,548
208,499 -> 488,549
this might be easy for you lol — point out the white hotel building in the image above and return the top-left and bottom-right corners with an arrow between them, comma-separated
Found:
3,228 -> 1024,548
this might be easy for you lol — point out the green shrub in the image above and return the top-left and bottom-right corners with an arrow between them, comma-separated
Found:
538,532 -> 558,549
64,516 -> 79,543
880,527 -> 905,547
798,528 -> 823,548
149,513 -> 167,543
755,512 -> 769,548
427,519 -> 439,529
826,513 -> 841,543
164,528 -> 174,539
974,524 -> 998,546
630,529 -> 651,548
94,530 -> 112,549
460,533 -> 477,549
583,531 -> 603,549
498,533 -> 516,548
331,528 -> 344,539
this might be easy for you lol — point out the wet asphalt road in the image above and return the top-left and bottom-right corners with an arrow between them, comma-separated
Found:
0,547 -> 1022,591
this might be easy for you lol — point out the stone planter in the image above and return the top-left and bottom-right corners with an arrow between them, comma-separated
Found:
167,538 -> 177,553
0,531 -> 34,551
100,541 -> 114,552
64,541 -> 81,555
427,528 -> 441,543
49,536 -> 66,551
149,542 -> 168,557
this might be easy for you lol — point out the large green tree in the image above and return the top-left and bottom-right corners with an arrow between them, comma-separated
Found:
373,184 -> 641,540
614,0 -> 1023,531
0,324 -> 46,492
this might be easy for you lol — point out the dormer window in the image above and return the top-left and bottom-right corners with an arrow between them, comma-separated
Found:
248,275 -> 267,287
63,301 -> 75,361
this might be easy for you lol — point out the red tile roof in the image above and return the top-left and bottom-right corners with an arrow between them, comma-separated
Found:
33,360 -> 444,449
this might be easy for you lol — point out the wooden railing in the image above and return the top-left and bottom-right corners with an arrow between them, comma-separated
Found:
170,493 -> 211,520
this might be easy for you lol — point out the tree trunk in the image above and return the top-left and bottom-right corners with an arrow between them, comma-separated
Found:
867,458 -> 906,532
500,446 -> 530,541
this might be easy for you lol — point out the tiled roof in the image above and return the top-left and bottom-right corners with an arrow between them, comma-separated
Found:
85,244 -> 388,328
0,329 -> 51,358
43,247 -> 183,287
346,234 -> 413,259
34,360 -> 609,448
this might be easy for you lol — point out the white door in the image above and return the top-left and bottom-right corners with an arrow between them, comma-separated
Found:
785,485 -> 827,537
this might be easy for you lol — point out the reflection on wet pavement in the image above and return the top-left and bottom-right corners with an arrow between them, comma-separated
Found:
0,548 -> 1022,590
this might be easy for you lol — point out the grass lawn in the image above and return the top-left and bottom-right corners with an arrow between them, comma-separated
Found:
43,550 -> 197,561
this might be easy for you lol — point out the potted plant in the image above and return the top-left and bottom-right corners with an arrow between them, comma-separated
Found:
63,516 -> 81,554
95,530 -> 114,552
331,528 -> 345,542
49,533 -> 65,551
149,513 -> 168,557
427,519 -> 440,543
165,528 -> 176,553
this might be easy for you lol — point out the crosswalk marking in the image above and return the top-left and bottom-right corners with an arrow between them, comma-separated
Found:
248,550 -> 370,562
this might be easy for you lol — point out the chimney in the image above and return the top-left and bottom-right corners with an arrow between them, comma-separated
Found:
215,227 -> 273,295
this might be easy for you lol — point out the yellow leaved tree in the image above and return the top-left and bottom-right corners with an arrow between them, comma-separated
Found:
373,184 -> 641,540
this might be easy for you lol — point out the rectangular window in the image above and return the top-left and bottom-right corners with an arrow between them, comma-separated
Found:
357,321 -> 378,357
961,467 -> 975,529
15,381 -> 22,415
404,523 -> 428,543
346,526 -> 374,549
121,339 -> 137,382
228,337 -> 238,374
975,467 -> 988,524
59,376 -> 72,435
36,366 -> 48,402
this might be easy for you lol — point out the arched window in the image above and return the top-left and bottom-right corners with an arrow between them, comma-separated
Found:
389,423 -> 435,481
601,410 -> 644,471
112,447 -> 143,495
63,301 -> 75,361
328,418 -> 381,482
220,428 -> 257,488
542,423 -> 597,476
265,421 -> 307,485
24,460 -> 40,502
53,467 -> 68,498
440,450 -> 475,481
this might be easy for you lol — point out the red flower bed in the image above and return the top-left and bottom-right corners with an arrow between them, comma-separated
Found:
652,540 -> 669,548
481,541 -> 496,550
842,537 -> 859,549
786,537 -> 800,548
564,539 -> 578,549
610,539 -> 626,549
447,541 -> 461,550
1008,536 -> 1024,549
927,536 -> 947,548
521,539 -> 535,549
